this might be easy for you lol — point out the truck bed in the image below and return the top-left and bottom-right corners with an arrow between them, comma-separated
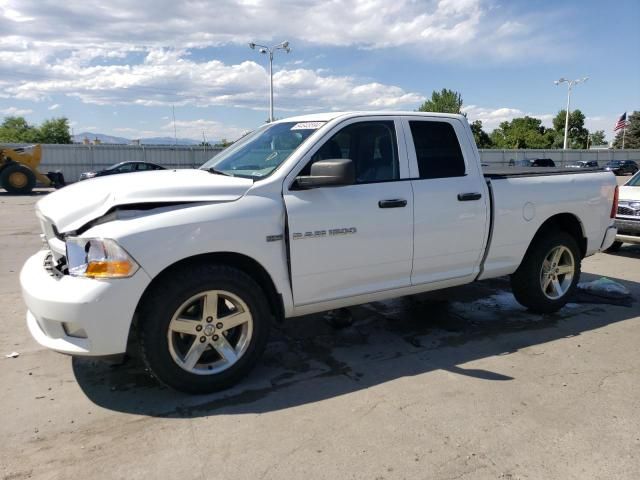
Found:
483,166 -> 603,179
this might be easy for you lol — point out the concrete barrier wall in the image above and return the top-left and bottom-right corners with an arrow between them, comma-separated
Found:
32,144 -> 224,182
6,143 -> 640,182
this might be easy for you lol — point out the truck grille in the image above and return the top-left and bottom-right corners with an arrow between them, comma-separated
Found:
618,202 -> 640,217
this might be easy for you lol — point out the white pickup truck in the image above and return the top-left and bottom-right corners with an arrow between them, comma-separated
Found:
21,112 -> 619,393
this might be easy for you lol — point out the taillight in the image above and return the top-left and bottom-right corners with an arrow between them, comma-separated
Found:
610,185 -> 619,218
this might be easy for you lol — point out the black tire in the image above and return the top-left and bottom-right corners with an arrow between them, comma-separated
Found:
510,230 -> 581,314
1,163 -> 36,194
605,241 -> 623,253
138,264 -> 271,394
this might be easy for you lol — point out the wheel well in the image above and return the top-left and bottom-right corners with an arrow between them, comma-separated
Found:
531,213 -> 587,258
135,252 -> 285,326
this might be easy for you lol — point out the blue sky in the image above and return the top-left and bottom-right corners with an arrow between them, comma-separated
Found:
0,0 -> 638,142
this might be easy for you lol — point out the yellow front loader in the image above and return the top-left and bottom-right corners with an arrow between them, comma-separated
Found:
0,144 -> 65,194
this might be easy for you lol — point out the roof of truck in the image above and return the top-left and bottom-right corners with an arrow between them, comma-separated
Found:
275,111 -> 468,123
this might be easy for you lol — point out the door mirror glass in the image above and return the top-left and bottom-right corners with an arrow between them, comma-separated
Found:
295,159 -> 355,188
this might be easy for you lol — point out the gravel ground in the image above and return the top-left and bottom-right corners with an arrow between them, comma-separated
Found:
1,183 -> 638,480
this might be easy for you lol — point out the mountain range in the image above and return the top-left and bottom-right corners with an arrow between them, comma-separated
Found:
72,132 -> 207,146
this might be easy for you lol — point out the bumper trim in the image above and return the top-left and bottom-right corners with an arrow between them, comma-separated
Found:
600,226 -> 618,251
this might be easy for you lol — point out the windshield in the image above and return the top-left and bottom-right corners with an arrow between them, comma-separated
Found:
200,121 -> 325,179
627,171 -> 640,186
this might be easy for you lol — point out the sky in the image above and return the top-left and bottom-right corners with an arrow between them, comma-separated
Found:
0,0 -> 638,143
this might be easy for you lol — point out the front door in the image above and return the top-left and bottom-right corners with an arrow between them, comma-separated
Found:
284,118 -> 413,306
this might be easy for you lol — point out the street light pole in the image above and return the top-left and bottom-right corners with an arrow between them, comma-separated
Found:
249,41 -> 291,122
554,77 -> 588,150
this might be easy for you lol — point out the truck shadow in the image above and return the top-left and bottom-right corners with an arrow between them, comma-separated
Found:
72,273 -> 639,418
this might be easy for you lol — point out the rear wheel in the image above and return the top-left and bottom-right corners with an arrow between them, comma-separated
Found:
511,231 -> 581,313
138,264 -> 271,393
1,164 -> 36,194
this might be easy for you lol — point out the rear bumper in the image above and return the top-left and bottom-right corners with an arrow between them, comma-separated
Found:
600,226 -> 618,251
21,250 -> 151,356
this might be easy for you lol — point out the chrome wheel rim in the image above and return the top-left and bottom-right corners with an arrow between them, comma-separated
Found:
540,246 -> 575,300
167,290 -> 253,375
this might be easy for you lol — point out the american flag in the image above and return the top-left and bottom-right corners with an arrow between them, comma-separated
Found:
614,112 -> 628,131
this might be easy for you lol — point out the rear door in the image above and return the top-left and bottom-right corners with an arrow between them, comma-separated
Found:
284,117 -> 414,306
402,117 -> 489,285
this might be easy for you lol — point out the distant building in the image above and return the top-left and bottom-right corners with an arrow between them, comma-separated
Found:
589,144 -> 610,150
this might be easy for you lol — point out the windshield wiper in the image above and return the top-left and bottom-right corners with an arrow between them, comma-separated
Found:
206,167 -> 232,176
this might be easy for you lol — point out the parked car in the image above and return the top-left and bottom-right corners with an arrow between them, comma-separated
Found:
21,111 -> 618,393
566,161 -> 599,168
508,158 -> 556,167
603,160 -> 639,176
80,161 -> 165,180
607,170 -> 640,252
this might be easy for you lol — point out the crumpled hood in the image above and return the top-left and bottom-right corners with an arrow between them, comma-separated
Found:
36,169 -> 253,232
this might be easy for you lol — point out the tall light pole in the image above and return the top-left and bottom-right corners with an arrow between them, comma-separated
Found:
554,76 -> 588,149
248,41 -> 291,122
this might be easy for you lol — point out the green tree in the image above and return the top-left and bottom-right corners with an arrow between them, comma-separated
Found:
417,88 -> 463,114
0,116 -> 39,143
589,130 -> 606,147
37,117 -> 72,144
470,120 -> 492,148
490,116 -> 555,149
613,111 -> 640,149
552,109 -> 589,149
0,115 -> 72,144
215,138 -> 233,148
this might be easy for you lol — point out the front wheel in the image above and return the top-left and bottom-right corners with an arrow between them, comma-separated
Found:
138,264 -> 271,393
511,231 -> 581,314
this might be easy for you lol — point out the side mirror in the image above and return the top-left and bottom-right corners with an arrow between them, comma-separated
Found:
295,159 -> 355,188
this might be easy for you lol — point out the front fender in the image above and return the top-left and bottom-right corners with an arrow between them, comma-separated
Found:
86,195 -> 294,315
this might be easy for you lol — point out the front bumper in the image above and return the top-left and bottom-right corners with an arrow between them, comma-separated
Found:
615,217 -> 640,244
21,250 -> 151,356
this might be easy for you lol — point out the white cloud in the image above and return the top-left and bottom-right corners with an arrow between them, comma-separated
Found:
0,0 -> 564,61
0,106 -> 33,116
1,50 -> 423,112
463,105 -> 554,130
48,103 -> 60,110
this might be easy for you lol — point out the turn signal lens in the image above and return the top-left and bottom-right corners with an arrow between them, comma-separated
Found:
85,260 -> 135,277
66,238 -> 139,278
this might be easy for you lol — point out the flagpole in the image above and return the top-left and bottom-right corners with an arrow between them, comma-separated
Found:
622,126 -> 626,150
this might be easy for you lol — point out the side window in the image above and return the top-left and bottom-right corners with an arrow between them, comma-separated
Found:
136,163 -> 149,171
308,121 -> 399,183
409,121 -> 465,179
117,163 -> 135,173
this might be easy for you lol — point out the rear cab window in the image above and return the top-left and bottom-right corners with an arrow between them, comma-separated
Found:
407,120 -> 466,179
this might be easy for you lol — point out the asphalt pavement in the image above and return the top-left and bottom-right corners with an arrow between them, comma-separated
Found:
1,182 -> 638,480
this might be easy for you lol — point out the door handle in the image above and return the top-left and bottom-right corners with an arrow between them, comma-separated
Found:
457,192 -> 482,201
378,199 -> 407,208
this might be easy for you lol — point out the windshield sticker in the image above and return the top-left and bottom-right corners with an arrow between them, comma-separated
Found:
291,122 -> 325,130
